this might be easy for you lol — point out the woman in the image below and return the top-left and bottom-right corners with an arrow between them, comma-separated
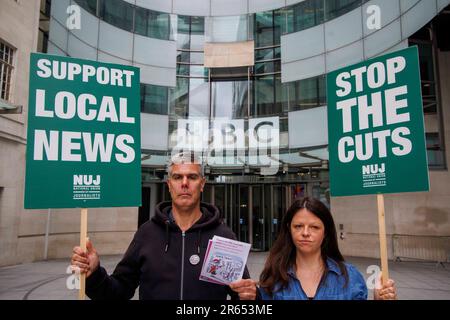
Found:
259,197 -> 396,300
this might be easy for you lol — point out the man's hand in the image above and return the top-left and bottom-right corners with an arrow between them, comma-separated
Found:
229,279 -> 257,300
71,239 -> 100,278
374,278 -> 397,300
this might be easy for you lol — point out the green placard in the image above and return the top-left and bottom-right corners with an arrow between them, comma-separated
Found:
327,46 -> 429,197
24,53 -> 141,208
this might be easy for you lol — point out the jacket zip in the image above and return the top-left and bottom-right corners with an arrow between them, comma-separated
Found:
180,231 -> 185,300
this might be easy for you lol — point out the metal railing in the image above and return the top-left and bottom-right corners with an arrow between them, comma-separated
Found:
392,234 -> 450,264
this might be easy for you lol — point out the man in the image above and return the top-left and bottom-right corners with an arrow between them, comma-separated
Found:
71,152 -> 257,300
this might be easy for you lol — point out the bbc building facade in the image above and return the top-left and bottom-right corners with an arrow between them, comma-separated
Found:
0,0 -> 449,266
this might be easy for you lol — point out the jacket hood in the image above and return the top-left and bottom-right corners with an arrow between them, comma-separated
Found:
152,201 -> 222,232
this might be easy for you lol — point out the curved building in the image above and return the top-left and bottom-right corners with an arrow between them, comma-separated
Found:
0,0 -> 449,265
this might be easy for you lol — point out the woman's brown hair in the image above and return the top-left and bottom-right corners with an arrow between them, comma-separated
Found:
259,197 -> 348,296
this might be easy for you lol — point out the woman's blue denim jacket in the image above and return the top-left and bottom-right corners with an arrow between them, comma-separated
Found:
259,258 -> 368,300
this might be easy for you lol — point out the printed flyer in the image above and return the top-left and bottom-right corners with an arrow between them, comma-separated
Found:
199,236 -> 251,285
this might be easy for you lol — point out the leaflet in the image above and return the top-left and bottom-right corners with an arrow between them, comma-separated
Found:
199,236 -> 251,285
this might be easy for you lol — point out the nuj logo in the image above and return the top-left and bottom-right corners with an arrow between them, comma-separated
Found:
362,163 -> 385,175
73,174 -> 101,186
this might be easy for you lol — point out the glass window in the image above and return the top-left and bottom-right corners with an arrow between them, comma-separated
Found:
177,16 -> 191,49
169,78 -> 209,118
274,47 -> 281,59
274,60 -> 281,73
410,24 -> 445,169
280,117 -> 289,132
285,81 -> 296,112
212,80 -> 249,119
273,10 -> 283,46
176,64 -> 189,76
190,34 -> 205,51
148,11 -> 170,40
284,0 -> 370,34
255,62 -> 274,75
38,0 -> 50,53
293,0 -> 324,32
426,133 -> 445,168
177,33 -> 190,50
190,52 -> 204,64
417,43 -> 437,114
253,76 -> 282,116
255,60 -> 280,75
177,15 -> 191,34
177,51 -> 190,63
190,16 -> 205,35
177,16 -> 204,50
190,65 -> 207,77
247,13 -> 254,41
297,77 -> 318,110
0,41 -> 14,101
99,0 -> 133,32
141,84 -> 168,115
135,10 -> 148,36
188,78 -> 209,117
255,48 -> 273,61
284,7 -> 294,34
135,7 -> 170,40
318,75 -> 326,106
74,0 -> 97,15
168,119 -> 179,149
275,76 -> 289,113
255,12 -> 274,47
290,77 -> 321,111
206,15 -> 249,42
169,77 -> 189,118
325,0 -> 362,21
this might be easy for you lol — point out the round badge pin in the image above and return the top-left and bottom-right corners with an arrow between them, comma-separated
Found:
189,254 -> 200,265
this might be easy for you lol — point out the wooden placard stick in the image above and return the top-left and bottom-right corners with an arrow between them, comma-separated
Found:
78,208 -> 88,300
377,194 -> 389,285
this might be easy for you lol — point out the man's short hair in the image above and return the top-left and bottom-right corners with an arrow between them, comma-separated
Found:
167,151 -> 204,177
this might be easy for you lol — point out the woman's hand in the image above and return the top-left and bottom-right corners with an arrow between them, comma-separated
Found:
374,278 -> 397,300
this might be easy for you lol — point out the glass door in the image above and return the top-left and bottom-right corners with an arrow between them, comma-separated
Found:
202,183 -> 213,204
239,185 -> 249,243
213,185 -> 226,220
138,186 -> 151,228
251,185 -> 265,251
230,184 -> 240,240
271,185 -> 286,245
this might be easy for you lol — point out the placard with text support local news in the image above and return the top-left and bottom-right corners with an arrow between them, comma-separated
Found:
327,46 -> 429,197
24,53 -> 141,209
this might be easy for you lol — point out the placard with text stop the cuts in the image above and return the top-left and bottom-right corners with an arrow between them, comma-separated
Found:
24,53 -> 141,209
326,46 -> 429,197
